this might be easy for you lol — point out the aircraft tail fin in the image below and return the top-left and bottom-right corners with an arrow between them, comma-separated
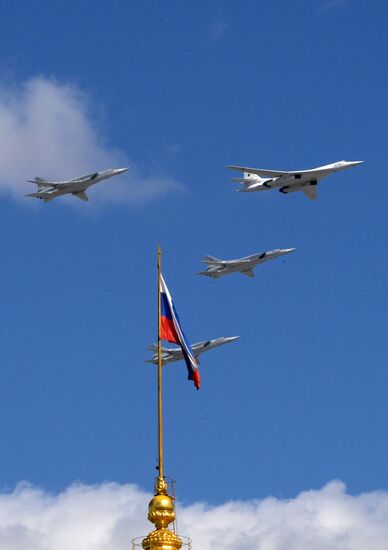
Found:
202,255 -> 221,264
243,171 -> 259,180
230,171 -> 260,184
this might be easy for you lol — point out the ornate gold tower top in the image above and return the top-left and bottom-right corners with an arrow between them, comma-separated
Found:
141,477 -> 183,550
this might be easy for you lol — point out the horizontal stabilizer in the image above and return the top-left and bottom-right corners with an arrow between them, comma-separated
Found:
230,178 -> 251,184
147,344 -> 158,352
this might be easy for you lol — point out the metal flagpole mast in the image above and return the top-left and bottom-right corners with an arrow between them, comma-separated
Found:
138,246 -> 186,550
157,244 -> 164,479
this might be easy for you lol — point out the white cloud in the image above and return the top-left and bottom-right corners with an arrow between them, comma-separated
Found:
0,77 -> 181,205
0,480 -> 388,549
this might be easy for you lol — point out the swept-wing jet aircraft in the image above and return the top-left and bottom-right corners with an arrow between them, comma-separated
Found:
26,167 -> 128,202
146,336 -> 239,365
198,248 -> 295,279
227,160 -> 363,200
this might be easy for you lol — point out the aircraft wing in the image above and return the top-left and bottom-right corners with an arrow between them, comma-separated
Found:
197,270 -> 220,278
227,165 -> 289,177
191,337 -> 240,356
147,344 -> 183,363
27,175 -> 95,188
227,165 -> 338,179
26,192 -> 43,198
160,349 -> 183,364
72,172 -> 99,183
162,348 -> 182,356
145,350 -> 183,365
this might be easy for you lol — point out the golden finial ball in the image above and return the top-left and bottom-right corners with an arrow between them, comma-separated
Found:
148,494 -> 176,529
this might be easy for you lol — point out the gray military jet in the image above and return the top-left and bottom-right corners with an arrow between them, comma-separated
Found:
146,336 -> 239,365
26,167 -> 128,202
198,248 -> 295,279
227,160 -> 363,200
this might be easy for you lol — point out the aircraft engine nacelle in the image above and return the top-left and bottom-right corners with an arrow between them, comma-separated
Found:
279,181 -> 317,194
275,174 -> 301,186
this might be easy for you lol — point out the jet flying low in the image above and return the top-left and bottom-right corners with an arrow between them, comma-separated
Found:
198,248 -> 295,279
227,160 -> 363,200
26,167 -> 128,202
146,336 -> 239,365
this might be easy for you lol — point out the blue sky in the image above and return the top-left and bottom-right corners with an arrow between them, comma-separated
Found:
0,0 -> 387,514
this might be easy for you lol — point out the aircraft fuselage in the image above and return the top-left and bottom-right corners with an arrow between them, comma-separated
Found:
198,248 -> 295,279
228,160 -> 363,199
26,167 -> 128,202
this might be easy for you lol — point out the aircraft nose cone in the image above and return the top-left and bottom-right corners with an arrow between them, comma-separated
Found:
282,248 -> 296,254
349,161 -> 364,166
116,167 -> 129,174
226,336 -> 240,343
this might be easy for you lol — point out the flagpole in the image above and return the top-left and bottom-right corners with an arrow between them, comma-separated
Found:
140,246 -> 184,550
157,244 -> 164,480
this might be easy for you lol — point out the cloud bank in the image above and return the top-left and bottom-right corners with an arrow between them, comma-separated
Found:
0,480 -> 388,549
0,77 -> 180,204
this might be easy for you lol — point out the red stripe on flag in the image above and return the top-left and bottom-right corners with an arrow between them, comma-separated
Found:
190,369 -> 201,390
161,315 -> 179,344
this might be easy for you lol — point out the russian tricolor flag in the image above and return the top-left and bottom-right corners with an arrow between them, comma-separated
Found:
160,274 -> 200,390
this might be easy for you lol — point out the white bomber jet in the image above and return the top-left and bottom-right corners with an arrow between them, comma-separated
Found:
198,248 -> 295,279
227,160 -> 363,200
146,336 -> 239,365
26,167 -> 128,202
